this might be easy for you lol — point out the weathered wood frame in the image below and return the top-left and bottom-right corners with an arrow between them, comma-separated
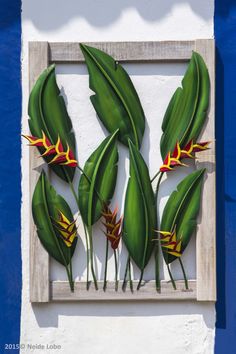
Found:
29,40 -> 216,303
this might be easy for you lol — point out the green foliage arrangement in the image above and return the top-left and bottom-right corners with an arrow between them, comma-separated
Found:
23,45 -> 210,292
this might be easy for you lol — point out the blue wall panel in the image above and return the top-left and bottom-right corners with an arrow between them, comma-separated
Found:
0,0 -> 22,352
215,1 -> 236,353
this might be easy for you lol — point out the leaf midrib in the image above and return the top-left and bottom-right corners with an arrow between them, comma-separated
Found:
82,45 -> 139,148
87,131 -> 118,227
41,173 -> 68,266
129,142 -> 149,270
179,53 -> 201,146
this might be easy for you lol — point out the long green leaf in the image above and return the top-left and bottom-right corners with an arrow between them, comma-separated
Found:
80,44 -> 145,149
78,130 -> 119,226
160,52 -> 210,159
123,140 -> 157,270
160,169 -> 205,264
28,65 -> 76,182
32,170 -> 77,266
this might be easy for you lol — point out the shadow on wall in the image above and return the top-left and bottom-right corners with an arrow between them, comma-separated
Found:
21,0 -> 214,30
32,301 -> 215,329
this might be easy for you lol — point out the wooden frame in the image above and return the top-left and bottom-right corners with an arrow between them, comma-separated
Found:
29,40 -> 216,303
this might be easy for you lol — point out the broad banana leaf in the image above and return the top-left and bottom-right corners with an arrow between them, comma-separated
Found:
123,140 -> 157,270
160,52 -> 210,160
32,170 -> 77,266
28,65 -> 76,182
78,130 -> 119,226
80,44 -> 145,149
160,169 -> 205,264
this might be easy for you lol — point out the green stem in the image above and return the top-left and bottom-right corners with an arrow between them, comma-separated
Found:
68,252 -> 74,292
67,178 -> 90,290
128,257 -> 133,293
151,170 -> 161,183
103,238 -> 109,291
137,269 -> 144,290
83,220 -> 90,290
88,225 -> 98,290
179,258 -> 189,290
154,243 -> 161,292
114,249 -> 118,291
122,256 -> 129,291
167,264 -> 177,290
154,172 -> 164,291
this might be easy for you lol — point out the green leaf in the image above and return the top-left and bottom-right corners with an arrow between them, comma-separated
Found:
160,52 -> 210,160
80,44 -> 145,149
32,170 -> 77,266
123,140 -> 157,270
28,64 -> 76,182
160,169 -> 205,264
78,130 -> 119,226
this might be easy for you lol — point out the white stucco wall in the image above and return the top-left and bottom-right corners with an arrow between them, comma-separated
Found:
21,1 -> 215,353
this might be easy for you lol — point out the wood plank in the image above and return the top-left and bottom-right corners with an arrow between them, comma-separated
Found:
195,39 -> 216,301
49,41 -> 195,63
29,42 -> 50,302
51,280 -> 197,301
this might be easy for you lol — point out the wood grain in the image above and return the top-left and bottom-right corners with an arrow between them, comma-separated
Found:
29,42 -> 50,302
51,280 -> 197,301
49,41 -> 195,63
195,39 -> 216,301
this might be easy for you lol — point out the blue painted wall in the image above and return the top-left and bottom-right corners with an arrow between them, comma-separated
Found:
0,0 -> 22,352
215,1 -> 236,353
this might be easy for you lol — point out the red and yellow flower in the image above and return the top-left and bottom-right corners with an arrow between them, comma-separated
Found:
155,229 -> 182,258
22,131 -> 56,157
102,205 -> 122,250
160,140 -> 210,172
53,210 -> 77,247
49,137 -> 77,167
23,132 -> 78,167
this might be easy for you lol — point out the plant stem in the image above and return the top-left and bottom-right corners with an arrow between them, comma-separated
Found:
137,269 -> 144,290
167,264 -> 177,290
151,170 -> 160,183
67,178 -> 91,290
88,225 -> 98,290
154,172 -> 164,291
179,258 -> 189,290
83,220 -> 90,290
103,238 -> 109,291
68,252 -> 74,292
154,243 -> 161,291
114,249 -> 118,291
64,263 -> 74,292
128,257 -> 133,293
122,256 -> 129,291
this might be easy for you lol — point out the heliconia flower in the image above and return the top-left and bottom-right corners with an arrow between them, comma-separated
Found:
52,210 -> 77,247
180,140 -> 210,159
155,229 -> 182,258
160,140 -> 210,172
48,137 -> 78,167
22,131 -> 56,156
102,205 -> 122,250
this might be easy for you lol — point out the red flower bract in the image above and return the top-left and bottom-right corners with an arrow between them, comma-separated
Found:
102,205 -> 122,250
160,140 -> 210,172
23,132 -> 78,168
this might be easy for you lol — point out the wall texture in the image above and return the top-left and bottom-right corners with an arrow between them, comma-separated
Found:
21,1 -> 215,353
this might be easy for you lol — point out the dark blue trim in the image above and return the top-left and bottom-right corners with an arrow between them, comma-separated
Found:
0,0 -> 22,353
215,1 -> 236,353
